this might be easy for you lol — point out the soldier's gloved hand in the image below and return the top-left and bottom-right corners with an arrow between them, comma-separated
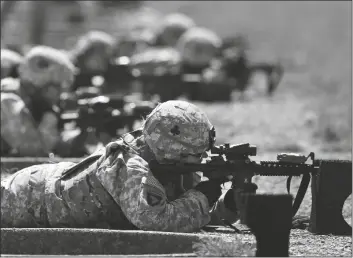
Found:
224,183 -> 258,212
194,180 -> 222,207
239,182 -> 258,194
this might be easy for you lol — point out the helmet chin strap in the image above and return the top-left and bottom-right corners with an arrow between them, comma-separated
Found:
140,144 -> 157,163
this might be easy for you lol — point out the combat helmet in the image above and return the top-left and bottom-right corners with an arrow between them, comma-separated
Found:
1,49 -> 24,79
116,30 -> 155,57
71,31 -> 116,72
73,31 -> 115,56
158,13 -> 196,47
143,100 -> 215,162
18,45 -> 76,89
177,27 -> 222,66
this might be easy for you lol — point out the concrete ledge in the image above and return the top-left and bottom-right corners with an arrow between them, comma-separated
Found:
1,228 -> 220,255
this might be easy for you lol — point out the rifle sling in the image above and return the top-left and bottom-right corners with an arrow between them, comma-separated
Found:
290,173 -> 311,217
286,176 -> 292,194
60,154 -> 102,180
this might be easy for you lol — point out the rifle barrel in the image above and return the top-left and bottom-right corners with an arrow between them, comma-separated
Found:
149,160 -> 316,178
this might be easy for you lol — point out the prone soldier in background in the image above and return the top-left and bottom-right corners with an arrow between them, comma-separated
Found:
68,30 -> 120,94
177,26 -> 222,75
128,27 -> 224,102
203,35 -> 284,99
154,13 -> 196,48
1,48 -> 24,79
115,30 -> 155,58
176,27 -> 228,101
0,45 -> 89,157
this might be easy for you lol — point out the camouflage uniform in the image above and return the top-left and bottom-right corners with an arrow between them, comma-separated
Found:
1,101 -> 237,232
1,46 -> 77,157
1,49 -> 23,79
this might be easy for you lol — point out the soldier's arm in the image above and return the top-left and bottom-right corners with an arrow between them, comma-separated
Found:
97,150 -> 211,232
38,112 -> 61,151
1,93 -> 49,156
122,155 -> 211,232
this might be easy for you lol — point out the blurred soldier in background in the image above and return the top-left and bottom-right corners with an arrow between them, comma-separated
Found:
129,46 -> 183,101
1,45 -> 89,157
128,26 -> 224,102
154,13 -> 196,48
69,30 -> 116,92
201,35 -> 251,99
1,48 -> 24,79
203,35 -> 284,99
115,30 -> 155,58
1,100 -> 257,231
177,27 -> 222,74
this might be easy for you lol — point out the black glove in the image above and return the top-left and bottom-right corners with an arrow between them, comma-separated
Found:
240,182 -> 258,194
224,182 -> 258,212
194,180 -> 222,207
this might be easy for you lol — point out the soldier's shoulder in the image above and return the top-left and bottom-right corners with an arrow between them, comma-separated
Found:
1,77 -> 21,94
0,91 -> 23,103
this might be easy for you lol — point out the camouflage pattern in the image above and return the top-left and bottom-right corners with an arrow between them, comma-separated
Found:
1,99 -> 238,231
1,130 -> 238,231
1,49 -> 23,79
158,13 -> 196,47
177,27 -> 221,67
142,101 -> 214,162
129,47 -> 181,76
1,92 -> 49,156
18,46 -> 76,90
1,133 -> 208,232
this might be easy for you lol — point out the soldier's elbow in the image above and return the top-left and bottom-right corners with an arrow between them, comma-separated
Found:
130,210 -> 204,233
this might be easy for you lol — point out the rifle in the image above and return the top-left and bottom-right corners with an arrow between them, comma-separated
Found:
149,143 -> 314,218
61,95 -> 156,139
149,143 -> 352,256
